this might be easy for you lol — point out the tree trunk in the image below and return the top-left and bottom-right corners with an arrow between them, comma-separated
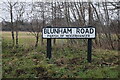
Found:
41,33 -> 44,45
108,33 -> 114,50
10,5 -> 15,47
35,33 -> 39,47
53,39 -> 56,45
16,30 -> 18,48
11,30 -> 15,47
98,33 -> 102,47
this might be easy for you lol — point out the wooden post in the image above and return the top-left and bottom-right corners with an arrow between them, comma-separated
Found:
46,26 -> 52,59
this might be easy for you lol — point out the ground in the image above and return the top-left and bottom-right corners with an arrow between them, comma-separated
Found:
2,31 -> 119,78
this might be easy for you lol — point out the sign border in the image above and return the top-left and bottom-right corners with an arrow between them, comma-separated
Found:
42,27 -> 96,39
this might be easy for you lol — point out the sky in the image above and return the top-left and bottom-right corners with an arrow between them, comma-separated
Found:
0,0 -> 119,22
0,0 -> 119,2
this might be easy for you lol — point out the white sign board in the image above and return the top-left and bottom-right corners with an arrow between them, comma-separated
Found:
42,27 -> 96,39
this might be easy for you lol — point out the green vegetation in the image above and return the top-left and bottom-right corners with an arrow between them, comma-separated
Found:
2,32 -> 119,78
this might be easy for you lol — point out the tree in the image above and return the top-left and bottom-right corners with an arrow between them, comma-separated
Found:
26,2 -> 50,47
14,2 -> 26,47
2,1 -> 17,47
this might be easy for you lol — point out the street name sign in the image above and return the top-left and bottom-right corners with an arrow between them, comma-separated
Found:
42,27 -> 96,39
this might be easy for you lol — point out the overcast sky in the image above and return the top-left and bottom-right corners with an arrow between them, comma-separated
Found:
0,0 -> 119,22
0,0 -> 119,2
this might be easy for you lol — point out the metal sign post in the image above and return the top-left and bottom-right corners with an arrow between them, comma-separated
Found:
87,38 -> 92,63
87,26 -> 93,63
47,38 -> 51,59
46,26 -> 52,59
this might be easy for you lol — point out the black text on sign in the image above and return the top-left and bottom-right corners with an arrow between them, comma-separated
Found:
42,27 -> 96,39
